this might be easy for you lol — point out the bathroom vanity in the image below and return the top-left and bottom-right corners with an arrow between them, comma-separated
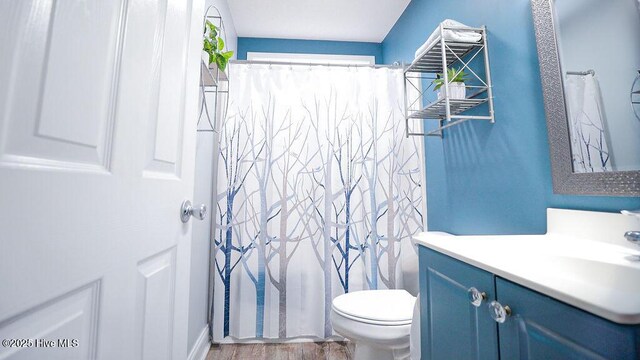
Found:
414,209 -> 640,359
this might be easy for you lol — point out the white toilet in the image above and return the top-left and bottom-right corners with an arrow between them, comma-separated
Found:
331,235 -> 428,360
331,289 -> 416,360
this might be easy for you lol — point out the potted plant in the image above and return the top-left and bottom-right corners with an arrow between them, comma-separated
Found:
432,67 -> 468,100
203,20 -> 234,73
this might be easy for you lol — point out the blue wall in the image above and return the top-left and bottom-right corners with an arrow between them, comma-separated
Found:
382,0 -> 640,235
237,37 -> 383,64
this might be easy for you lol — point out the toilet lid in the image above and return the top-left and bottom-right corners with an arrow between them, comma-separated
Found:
332,290 -> 416,324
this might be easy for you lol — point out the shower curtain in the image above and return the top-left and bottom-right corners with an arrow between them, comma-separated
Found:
211,63 -> 424,341
565,73 -> 613,172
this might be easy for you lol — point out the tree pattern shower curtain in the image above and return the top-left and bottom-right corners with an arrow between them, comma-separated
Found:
565,73 -> 613,173
211,63 -> 424,341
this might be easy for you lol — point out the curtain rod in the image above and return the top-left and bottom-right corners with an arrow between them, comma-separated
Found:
230,60 -> 404,69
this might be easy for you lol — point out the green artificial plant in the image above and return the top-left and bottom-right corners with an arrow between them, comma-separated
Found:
432,67 -> 468,91
203,20 -> 234,72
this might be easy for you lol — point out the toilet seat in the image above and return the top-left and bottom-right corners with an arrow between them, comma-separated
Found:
331,290 -> 415,326
330,290 -> 416,360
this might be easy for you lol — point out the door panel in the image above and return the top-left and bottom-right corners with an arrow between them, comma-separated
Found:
0,281 -> 100,360
496,278 -> 640,360
419,247 -> 499,360
0,0 -> 124,172
136,248 -> 177,360
36,0 -> 123,149
145,0 -> 188,178
0,0 -> 203,358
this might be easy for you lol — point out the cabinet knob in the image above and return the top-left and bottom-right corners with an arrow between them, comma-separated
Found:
488,301 -> 512,323
468,287 -> 487,307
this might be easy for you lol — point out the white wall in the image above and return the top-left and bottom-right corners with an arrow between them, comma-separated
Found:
555,0 -> 640,171
188,0 -> 237,354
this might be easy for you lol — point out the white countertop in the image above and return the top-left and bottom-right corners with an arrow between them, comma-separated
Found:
413,209 -> 640,325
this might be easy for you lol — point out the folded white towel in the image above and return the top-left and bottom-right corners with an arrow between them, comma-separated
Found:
414,19 -> 483,60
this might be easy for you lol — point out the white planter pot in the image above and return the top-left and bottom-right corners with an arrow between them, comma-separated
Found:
438,82 -> 466,100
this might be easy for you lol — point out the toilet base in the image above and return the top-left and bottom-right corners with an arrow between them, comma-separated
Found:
353,343 -> 410,360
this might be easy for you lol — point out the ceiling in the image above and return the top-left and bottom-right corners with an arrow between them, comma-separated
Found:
227,0 -> 411,43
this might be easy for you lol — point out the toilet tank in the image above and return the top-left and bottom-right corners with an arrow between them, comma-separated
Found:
400,234 -> 420,296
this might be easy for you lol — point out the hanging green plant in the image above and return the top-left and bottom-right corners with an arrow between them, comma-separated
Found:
203,20 -> 234,72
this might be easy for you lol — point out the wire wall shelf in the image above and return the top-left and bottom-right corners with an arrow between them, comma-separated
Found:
404,25 -> 495,138
406,41 -> 483,74
409,98 -> 489,119
198,10 -> 230,133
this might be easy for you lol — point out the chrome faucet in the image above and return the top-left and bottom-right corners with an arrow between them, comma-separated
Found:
622,210 -> 640,246
626,231 -> 640,245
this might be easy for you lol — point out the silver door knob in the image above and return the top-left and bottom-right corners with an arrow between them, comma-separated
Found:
468,287 -> 487,307
488,301 -> 512,323
181,200 -> 207,223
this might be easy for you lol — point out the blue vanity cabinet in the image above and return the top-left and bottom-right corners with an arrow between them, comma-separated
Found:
419,246 -> 499,360
495,278 -> 640,360
419,245 -> 640,360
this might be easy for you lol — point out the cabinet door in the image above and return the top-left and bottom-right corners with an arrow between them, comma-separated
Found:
419,247 -> 499,360
496,278 -> 640,360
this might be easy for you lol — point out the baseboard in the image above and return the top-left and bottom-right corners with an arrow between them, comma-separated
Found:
187,326 -> 211,360
215,336 -> 346,344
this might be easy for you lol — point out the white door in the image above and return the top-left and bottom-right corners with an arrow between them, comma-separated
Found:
0,0 -> 203,359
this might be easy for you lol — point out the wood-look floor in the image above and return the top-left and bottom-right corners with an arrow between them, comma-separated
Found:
206,341 -> 355,360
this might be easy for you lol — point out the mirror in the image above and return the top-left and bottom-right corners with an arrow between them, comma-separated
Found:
531,0 -> 640,196
554,0 -> 640,173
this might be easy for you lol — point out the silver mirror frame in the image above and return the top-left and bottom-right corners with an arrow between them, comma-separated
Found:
530,0 -> 640,196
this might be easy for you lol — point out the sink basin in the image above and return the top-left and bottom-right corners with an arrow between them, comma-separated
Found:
550,256 -> 640,290
536,254 -> 640,317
